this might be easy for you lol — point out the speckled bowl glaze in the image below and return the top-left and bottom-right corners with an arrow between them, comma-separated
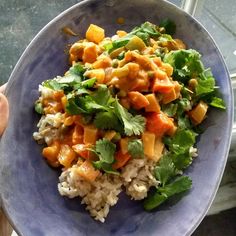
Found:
0,0 -> 233,235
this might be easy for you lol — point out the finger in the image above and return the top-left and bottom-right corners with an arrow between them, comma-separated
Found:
0,93 -> 9,136
0,83 -> 7,93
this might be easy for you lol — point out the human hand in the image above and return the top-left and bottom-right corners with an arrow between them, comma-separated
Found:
0,83 -> 9,136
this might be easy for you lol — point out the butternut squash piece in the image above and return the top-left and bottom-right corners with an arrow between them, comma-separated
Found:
142,131 -> 156,158
145,94 -> 160,113
72,125 -> 84,144
162,88 -> 177,104
84,69 -> 105,84
113,151 -> 131,169
128,91 -> 150,110
42,140 -> 60,163
86,24 -> 105,44
104,130 -> 117,141
64,116 -> 74,126
82,44 -> 98,63
188,101 -> 208,125
116,30 -> 127,37
160,63 -> 173,77
58,144 -> 76,168
127,62 -> 140,80
120,138 -> 129,154
75,160 -> 100,181
153,137 -> 164,162
92,56 -> 112,69
83,125 -> 98,144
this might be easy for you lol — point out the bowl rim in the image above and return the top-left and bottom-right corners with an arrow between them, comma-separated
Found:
1,0 -> 234,235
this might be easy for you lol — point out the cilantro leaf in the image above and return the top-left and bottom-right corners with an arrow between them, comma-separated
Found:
195,69 -> 215,97
42,79 -> 63,91
209,97 -> 226,109
94,111 -> 121,130
128,139 -> 144,158
154,154 -> 178,186
164,49 -> 204,83
94,138 -> 116,164
158,176 -> 192,196
68,62 -> 86,80
114,98 -> 146,136
92,84 -> 114,106
163,129 -> 196,170
92,138 -> 118,174
164,129 -> 196,153
93,162 -> 119,175
143,176 -> 192,211
109,22 -> 160,52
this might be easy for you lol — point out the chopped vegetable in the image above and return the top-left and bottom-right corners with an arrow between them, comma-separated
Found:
86,24 -> 105,44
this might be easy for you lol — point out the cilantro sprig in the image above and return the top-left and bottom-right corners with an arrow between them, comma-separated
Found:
92,138 -> 119,175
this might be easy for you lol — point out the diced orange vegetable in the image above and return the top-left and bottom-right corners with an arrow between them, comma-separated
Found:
92,56 -> 112,69
174,39 -> 186,49
132,52 -> 154,70
104,130 -> 117,141
64,116 -> 74,126
162,87 -> 177,104
131,77 -> 150,92
142,131 -> 156,158
112,150 -> 131,169
42,140 -> 60,163
61,95 -> 67,110
188,101 -> 208,125
58,144 -> 76,168
166,124 -> 177,137
128,91 -> 150,110
53,90 -> 64,101
75,160 -> 100,181
69,42 -> 84,62
152,75 -> 175,94
83,125 -> 98,145
145,94 -> 160,113
152,57 -> 162,67
72,125 -> 84,144
116,30 -> 127,37
72,144 -> 92,160
127,62 -> 140,80
84,69 -> 105,84
146,112 -> 175,137
86,24 -> 105,44
119,138 -> 129,154
153,137 -> 164,162
82,44 -> 98,63
160,63 -> 173,77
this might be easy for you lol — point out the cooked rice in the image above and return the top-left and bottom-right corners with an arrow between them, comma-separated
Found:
57,158 -> 158,222
33,88 -> 198,222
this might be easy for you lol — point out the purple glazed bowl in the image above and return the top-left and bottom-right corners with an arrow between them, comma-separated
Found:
0,0 -> 233,235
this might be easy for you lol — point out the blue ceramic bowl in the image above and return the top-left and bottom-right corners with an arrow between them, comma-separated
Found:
0,0 -> 233,235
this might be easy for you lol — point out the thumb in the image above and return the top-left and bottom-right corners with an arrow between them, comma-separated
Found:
0,93 -> 9,136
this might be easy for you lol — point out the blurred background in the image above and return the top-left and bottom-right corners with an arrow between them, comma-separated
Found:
0,0 -> 235,235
